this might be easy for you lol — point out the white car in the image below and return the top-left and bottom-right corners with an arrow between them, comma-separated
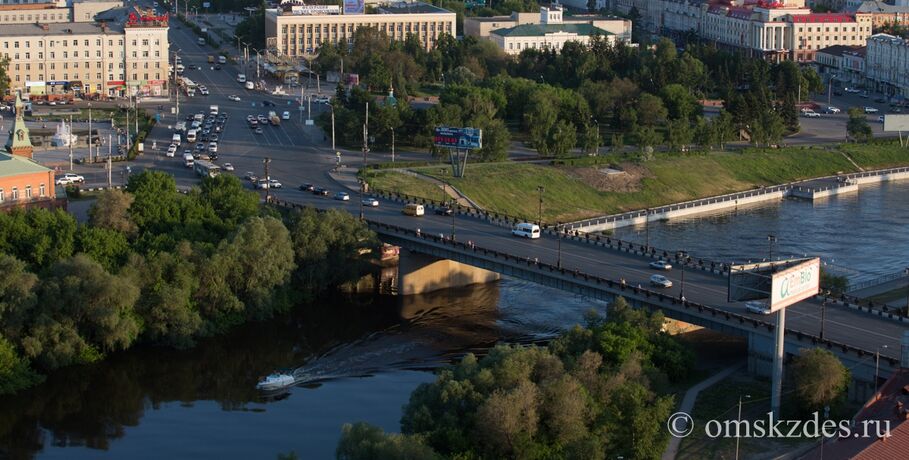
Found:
649,260 -> 672,270
335,191 -> 350,201
245,81 -> 254,90
199,87 -> 210,96
826,106 -> 841,114
649,274 -> 673,288
281,111 -> 290,120
864,107 -> 879,114
878,116 -> 885,123
268,179 -> 282,189
802,110 -> 821,118
208,142 -> 218,153
55,173 -> 85,185
166,144 -> 177,157
745,301 -> 772,315
228,95 -> 241,102
361,197 -> 379,207
314,95 -> 331,104
223,163 -> 234,171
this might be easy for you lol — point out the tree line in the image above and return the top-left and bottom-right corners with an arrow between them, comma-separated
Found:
0,171 -> 377,395
316,29 -> 826,159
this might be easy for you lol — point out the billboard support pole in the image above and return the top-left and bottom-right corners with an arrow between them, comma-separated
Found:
771,308 -> 785,418
448,148 -> 470,178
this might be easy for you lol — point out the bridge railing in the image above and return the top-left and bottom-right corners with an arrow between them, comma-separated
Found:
363,218 -> 896,364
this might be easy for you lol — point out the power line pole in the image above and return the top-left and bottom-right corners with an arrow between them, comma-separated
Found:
263,157 -> 271,203
108,133 -> 112,188
88,103 -> 93,163
68,115 -> 74,171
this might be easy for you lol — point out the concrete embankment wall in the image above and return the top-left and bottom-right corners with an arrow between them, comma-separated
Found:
397,251 -> 500,295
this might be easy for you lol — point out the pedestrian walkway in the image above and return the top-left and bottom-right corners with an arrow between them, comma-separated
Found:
662,363 -> 745,460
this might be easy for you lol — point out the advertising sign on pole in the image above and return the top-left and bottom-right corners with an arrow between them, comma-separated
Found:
770,257 -> 820,312
433,127 -> 482,150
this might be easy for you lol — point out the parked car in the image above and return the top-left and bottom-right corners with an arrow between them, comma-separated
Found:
745,300 -> 772,315
214,65 -> 222,70
864,107 -> 879,114
334,191 -> 350,201
55,173 -> 85,185
223,163 -> 234,171
256,179 -> 269,190
299,183 -> 315,191
649,274 -> 673,288
649,260 -> 672,270
361,197 -> 379,207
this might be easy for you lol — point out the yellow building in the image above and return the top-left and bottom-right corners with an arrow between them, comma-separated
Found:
265,2 -> 456,57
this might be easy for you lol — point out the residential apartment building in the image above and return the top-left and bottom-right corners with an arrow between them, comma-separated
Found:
853,0 -> 909,28
815,44 -> 866,85
265,2 -> 456,57
0,0 -> 122,24
465,5 -> 632,43
488,6 -> 617,55
864,32 -> 909,96
0,6 -> 169,98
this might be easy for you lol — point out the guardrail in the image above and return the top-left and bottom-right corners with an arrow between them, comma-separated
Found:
849,269 -> 909,293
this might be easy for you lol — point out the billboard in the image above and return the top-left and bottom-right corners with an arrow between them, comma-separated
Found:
770,257 -> 820,312
883,114 -> 909,132
433,127 -> 482,150
290,5 -> 341,15
343,0 -> 364,14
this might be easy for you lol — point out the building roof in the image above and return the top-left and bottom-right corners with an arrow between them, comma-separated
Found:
491,23 -> 610,37
868,33 -> 909,46
0,18 -> 123,36
0,3 -> 58,12
854,0 -> 909,15
0,152 -> 50,177
376,2 -> 451,15
802,369 -> 909,460
816,44 -> 866,57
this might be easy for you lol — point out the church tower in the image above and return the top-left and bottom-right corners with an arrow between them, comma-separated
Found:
5,93 -> 34,160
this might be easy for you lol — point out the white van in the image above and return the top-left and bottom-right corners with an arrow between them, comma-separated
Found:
183,153 -> 195,168
237,73 -> 247,83
511,222 -> 541,239
186,129 -> 197,143
171,133 -> 181,145
402,203 -> 424,216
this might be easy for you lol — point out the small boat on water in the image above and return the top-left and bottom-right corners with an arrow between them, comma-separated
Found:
256,372 -> 295,391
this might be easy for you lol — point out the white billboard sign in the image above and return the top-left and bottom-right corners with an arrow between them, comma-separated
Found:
883,114 -> 909,132
770,257 -> 820,312
290,5 -> 340,15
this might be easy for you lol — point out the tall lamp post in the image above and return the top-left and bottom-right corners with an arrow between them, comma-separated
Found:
537,185 -> 544,226
677,250 -> 688,300
768,234 -> 777,262
263,157 -> 271,202
820,290 -> 829,340
734,394 -> 752,460
557,222 -> 563,269
875,345 -> 889,392
450,198 -> 456,240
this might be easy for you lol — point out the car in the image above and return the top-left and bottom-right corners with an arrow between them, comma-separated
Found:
246,114 -> 254,121
214,125 -> 222,133
825,106 -> 841,114
245,81 -> 255,90
262,100 -> 275,107
228,95 -> 241,102
187,64 -> 198,70
282,111 -> 290,120
195,142 -> 205,151
183,149 -> 193,157
255,127 -> 264,134
55,173 -> 85,185
361,197 -> 379,207
334,191 -> 350,201
314,95 -> 331,104
649,260 -> 672,270
878,116 -> 885,123
199,87 -> 210,96
256,179 -> 269,189
802,110 -> 821,118
223,163 -> 234,171
245,171 -> 258,182
864,107 -> 879,114
434,206 -> 453,216
745,301 -> 772,315
299,183 -> 315,191
214,64 -> 222,70
257,115 -> 268,123
649,274 -> 673,288
268,179 -> 282,189
313,187 -> 329,196
209,142 -> 218,153
166,145 -> 177,157
210,134 -> 219,142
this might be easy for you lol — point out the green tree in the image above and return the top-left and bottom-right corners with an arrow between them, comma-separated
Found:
791,348 -> 849,410
637,93 -> 668,127
666,119 -> 693,151
0,253 -> 38,342
0,334 -> 43,395
524,87 -> 559,155
635,127 -> 663,153
847,107 -> 873,142
197,174 -> 260,234
660,83 -> 700,121
88,189 -> 137,237
337,422 -> 440,460
548,119 -> 577,158
75,226 -> 130,271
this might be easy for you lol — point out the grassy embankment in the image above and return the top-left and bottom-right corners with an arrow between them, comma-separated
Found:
365,142 -> 909,222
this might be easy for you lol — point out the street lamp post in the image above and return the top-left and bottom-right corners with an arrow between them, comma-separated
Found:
645,208 -> 650,249
677,251 -> 688,300
820,291 -> 829,340
768,234 -> 777,262
734,394 -> 752,460
875,345 -> 889,392
263,157 -> 271,202
88,102 -> 92,163
557,222 -> 563,269
450,198 -> 456,240
537,185 -> 544,226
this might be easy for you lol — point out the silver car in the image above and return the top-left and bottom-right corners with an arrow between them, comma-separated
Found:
745,301 -> 772,315
649,274 -> 673,288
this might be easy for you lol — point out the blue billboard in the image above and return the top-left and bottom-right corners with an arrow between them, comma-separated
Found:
343,0 -> 364,14
433,127 -> 482,150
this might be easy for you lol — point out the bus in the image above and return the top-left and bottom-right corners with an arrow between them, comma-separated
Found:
194,160 -> 221,178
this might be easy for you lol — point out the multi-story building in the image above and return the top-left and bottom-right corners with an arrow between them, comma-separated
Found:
610,0 -> 873,62
0,6 -> 169,99
0,93 -> 64,211
853,1 -> 909,29
815,44 -> 866,86
864,32 -> 909,96
487,6 -> 620,55
265,2 -> 456,57
0,0 -> 122,25
465,5 -> 632,43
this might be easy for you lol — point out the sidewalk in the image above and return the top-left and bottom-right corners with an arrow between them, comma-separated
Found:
662,363 -> 744,460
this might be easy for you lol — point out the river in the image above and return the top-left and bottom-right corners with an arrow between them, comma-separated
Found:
611,180 -> 909,284
0,280 -> 604,459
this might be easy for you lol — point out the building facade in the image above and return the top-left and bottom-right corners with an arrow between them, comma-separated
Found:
265,2 -> 456,57
0,6 -> 169,98
853,0 -> 909,29
864,32 -> 909,96
488,6 -> 616,55
610,0 -> 873,62
465,6 -> 631,43
0,0 -> 122,24
0,93 -> 62,211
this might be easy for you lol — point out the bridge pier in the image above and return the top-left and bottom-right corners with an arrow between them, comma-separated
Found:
398,251 -> 501,295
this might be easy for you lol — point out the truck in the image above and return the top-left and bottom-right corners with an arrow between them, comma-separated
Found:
268,111 -> 280,126
194,160 -> 221,178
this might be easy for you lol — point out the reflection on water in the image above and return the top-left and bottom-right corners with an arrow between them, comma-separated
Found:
0,278 -> 605,459
612,181 -> 909,283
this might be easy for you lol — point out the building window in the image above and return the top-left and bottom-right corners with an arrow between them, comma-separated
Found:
39,184 -> 45,197
25,186 -> 31,199
11,188 -> 18,200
